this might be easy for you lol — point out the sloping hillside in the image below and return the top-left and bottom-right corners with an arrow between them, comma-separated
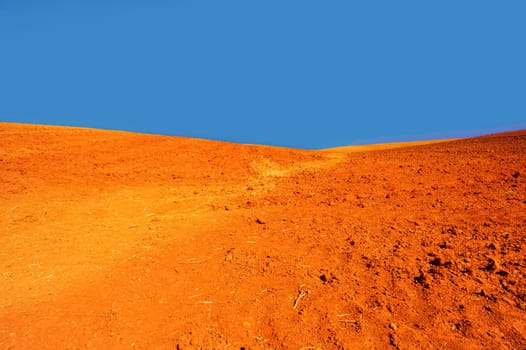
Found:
1,123 -> 525,349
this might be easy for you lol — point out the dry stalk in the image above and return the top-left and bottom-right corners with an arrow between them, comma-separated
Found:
337,319 -> 359,323
179,257 -> 212,264
293,287 -> 309,310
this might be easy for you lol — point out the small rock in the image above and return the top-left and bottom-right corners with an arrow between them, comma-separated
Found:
487,243 -> 497,250
429,256 -> 452,268
482,258 -> 498,272
429,257 -> 442,266
255,218 -> 265,224
512,172 -> 520,178
414,272 -> 430,288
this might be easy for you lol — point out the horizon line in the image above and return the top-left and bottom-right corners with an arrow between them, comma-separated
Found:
1,120 -> 525,151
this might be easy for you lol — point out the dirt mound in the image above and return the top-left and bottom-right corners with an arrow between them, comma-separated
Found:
1,123 -> 525,349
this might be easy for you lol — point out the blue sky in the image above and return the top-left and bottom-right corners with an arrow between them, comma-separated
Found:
1,1 -> 525,149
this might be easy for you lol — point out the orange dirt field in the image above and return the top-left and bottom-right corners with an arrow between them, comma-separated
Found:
0,122 -> 525,349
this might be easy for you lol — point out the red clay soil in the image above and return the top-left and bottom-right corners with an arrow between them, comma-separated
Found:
0,122 -> 525,349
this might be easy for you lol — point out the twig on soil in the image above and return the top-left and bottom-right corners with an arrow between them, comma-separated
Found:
120,254 -> 138,264
254,335 -> 269,344
337,319 -> 359,323
188,292 -> 206,299
293,286 -> 309,310
179,257 -> 212,264
336,313 -> 362,324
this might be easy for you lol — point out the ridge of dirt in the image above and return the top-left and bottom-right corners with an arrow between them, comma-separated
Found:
0,123 -> 525,349
323,138 -> 459,153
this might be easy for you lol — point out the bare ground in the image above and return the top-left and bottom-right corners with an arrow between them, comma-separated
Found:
0,123 -> 525,349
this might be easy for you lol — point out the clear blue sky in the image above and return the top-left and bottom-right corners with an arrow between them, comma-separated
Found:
1,1 -> 525,149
